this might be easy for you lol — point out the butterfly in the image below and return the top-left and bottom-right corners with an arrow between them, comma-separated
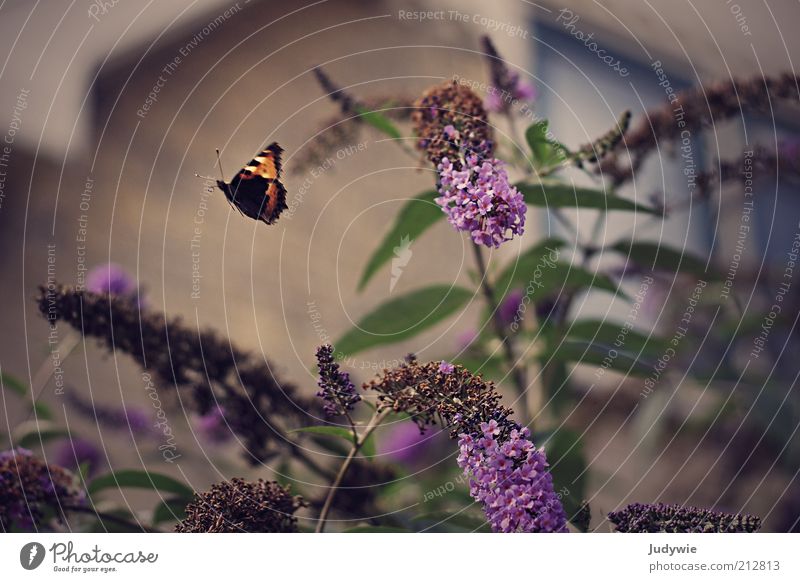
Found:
206,143 -> 288,225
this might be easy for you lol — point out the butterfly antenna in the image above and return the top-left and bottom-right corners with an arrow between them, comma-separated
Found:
215,149 -> 226,181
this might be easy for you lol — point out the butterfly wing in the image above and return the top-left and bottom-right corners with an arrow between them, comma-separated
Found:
226,142 -> 288,224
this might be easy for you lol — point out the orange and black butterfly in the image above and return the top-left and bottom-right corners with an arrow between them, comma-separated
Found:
210,143 -> 288,225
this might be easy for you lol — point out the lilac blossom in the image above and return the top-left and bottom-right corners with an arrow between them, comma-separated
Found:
436,154 -> 526,248
315,344 -> 361,417
193,406 -> 232,444
53,438 -> 102,476
86,262 -> 146,306
457,422 -> 568,532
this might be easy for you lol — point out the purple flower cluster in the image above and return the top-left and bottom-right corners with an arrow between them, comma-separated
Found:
1,448 -> 85,531
436,152 -> 526,248
86,262 -> 146,307
53,438 -> 103,476
193,405 -> 232,444
485,77 -> 536,114
315,345 -> 361,417
457,421 -> 568,532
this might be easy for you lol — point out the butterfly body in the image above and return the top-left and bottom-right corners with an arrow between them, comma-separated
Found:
216,142 -> 287,225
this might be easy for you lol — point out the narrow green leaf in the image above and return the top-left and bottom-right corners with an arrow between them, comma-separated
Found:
525,120 -> 569,169
358,109 -> 403,141
152,497 -> 189,525
611,241 -> 715,278
567,319 -> 668,356
541,339 -> 654,377
493,239 -> 620,304
361,432 -> 376,458
334,286 -> 473,357
0,371 -> 26,397
15,424 -> 71,449
358,190 -> 442,291
0,371 -> 53,420
88,470 -> 194,499
517,181 -> 660,214
290,425 -> 356,445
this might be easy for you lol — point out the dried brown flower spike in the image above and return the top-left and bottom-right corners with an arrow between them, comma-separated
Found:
176,478 -> 304,533
412,80 -> 494,166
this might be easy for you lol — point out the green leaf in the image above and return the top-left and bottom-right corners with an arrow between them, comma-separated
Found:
611,241 -> 715,278
540,428 -> 587,528
358,108 -> 403,141
342,525 -> 410,533
13,421 -> 71,449
493,239 -> 620,303
152,497 -> 188,525
567,319 -> 668,356
88,470 -> 194,499
0,371 -> 26,396
517,181 -> 660,214
0,371 -> 52,420
358,190 -> 442,291
541,339 -> 654,377
290,425 -> 356,445
334,285 -> 473,357
361,432 -> 376,458
525,120 -> 569,170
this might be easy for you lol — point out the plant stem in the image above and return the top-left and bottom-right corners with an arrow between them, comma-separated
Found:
471,244 -> 530,425
315,409 -> 389,533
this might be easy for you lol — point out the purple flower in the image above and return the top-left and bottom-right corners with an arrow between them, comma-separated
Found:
0,448 -> 85,531
438,361 -> 455,374
498,289 -> 524,326
193,406 -> 232,444
455,329 -> 478,351
457,426 -> 568,532
377,423 -> 444,465
436,156 -> 526,248
315,345 -> 361,417
53,438 -> 102,476
481,36 -> 537,114
86,262 -> 146,307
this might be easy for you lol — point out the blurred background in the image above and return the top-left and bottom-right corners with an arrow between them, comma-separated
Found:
1,0 -> 799,531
